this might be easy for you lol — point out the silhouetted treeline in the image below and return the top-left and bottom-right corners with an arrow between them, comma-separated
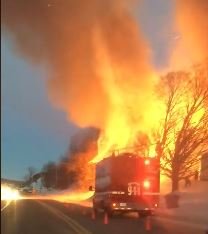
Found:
41,127 -> 99,190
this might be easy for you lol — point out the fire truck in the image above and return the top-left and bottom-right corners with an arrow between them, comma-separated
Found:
89,152 -> 160,217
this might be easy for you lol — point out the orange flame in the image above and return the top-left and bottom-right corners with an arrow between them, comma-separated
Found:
91,26 -> 165,163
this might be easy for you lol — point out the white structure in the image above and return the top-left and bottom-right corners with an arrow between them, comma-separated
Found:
200,153 -> 208,181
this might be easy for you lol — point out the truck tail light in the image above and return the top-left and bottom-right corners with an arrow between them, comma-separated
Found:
144,159 -> 150,165
143,180 -> 150,189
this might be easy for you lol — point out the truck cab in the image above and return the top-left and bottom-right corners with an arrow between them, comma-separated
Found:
91,153 -> 160,217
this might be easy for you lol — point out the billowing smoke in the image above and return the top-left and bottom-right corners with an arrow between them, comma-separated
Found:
69,127 -> 100,155
2,0 -> 153,126
2,0 -> 159,161
171,0 -> 208,69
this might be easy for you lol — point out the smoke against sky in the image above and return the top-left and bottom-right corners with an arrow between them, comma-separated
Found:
2,0 -> 151,126
2,0 -> 162,160
171,0 -> 208,69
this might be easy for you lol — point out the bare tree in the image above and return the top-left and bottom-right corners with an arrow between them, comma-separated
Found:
135,132 -> 150,156
24,166 -> 37,185
157,60 -> 208,192
41,162 -> 56,190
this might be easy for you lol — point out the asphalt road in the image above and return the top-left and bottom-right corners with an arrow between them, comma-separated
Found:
1,199 -> 207,234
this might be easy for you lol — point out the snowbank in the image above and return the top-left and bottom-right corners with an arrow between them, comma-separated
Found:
156,181 -> 208,226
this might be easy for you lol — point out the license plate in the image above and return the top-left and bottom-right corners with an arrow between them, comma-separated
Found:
120,203 -> 127,207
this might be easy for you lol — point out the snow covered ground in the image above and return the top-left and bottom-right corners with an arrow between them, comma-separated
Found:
156,180 -> 208,228
32,178 -> 208,227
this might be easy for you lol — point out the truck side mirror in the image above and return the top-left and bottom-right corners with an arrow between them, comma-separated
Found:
89,186 -> 94,191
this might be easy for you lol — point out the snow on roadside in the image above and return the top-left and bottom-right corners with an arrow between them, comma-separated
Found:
23,187 -> 93,207
157,181 -> 208,225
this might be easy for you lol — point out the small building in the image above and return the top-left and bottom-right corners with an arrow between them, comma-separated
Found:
200,153 -> 208,181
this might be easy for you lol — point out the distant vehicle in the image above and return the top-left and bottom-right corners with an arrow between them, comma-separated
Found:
89,152 -> 160,217
19,187 -> 35,195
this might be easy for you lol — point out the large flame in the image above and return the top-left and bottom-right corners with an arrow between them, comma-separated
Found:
91,26 -> 165,162
2,0 -> 165,164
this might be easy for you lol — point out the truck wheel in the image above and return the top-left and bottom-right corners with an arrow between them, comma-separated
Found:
105,208 -> 113,217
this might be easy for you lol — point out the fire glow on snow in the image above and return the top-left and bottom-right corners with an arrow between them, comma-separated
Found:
16,190 -> 93,205
47,191 -> 94,205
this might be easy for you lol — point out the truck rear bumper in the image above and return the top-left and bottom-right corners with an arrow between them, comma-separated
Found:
110,202 -> 158,212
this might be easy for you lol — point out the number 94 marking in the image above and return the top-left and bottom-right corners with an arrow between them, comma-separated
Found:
128,182 -> 140,196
